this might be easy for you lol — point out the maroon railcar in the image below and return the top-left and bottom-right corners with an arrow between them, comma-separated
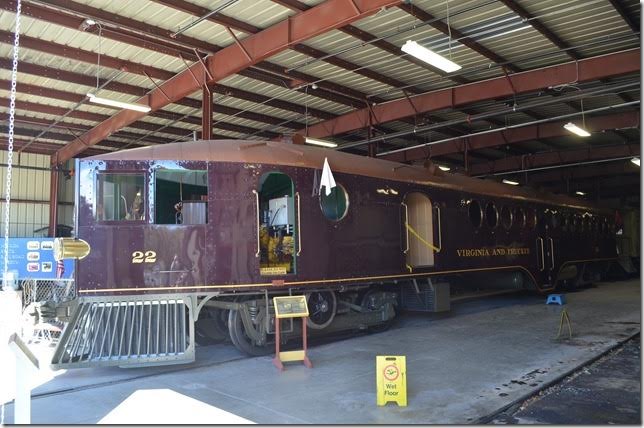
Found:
50,140 -> 617,368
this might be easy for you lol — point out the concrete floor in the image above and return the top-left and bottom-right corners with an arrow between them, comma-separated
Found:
1,279 -> 641,424
492,336 -> 640,424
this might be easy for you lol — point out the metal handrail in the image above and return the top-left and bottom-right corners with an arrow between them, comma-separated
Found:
435,205 -> 442,253
401,202 -> 409,254
548,237 -> 555,270
252,190 -> 260,258
536,237 -> 545,271
296,192 -> 302,256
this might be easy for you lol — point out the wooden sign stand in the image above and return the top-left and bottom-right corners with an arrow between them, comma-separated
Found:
272,295 -> 312,371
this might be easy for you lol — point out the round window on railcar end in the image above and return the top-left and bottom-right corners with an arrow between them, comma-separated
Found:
485,201 -> 499,229
500,205 -> 512,231
514,207 -> 526,229
468,200 -> 483,228
320,184 -> 349,221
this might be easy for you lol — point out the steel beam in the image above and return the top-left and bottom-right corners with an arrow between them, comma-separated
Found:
382,110 -> 640,163
469,143 -> 640,176
300,49 -> 640,140
52,0 -> 400,163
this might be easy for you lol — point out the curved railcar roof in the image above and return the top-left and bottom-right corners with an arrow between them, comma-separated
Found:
88,140 -> 607,212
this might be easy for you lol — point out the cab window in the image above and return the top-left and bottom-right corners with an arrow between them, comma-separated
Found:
155,170 -> 208,224
97,174 -> 146,221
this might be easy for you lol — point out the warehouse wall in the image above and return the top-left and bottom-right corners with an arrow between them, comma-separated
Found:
0,151 -> 74,237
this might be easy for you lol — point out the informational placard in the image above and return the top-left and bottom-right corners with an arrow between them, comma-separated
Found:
273,295 -> 309,319
376,355 -> 407,406
0,238 -> 74,280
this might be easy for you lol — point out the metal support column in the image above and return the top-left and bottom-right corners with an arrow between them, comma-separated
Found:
48,166 -> 59,237
202,85 -> 213,140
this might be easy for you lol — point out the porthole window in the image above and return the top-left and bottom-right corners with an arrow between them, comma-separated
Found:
501,206 -> 512,230
572,214 -> 580,233
514,207 -> 526,229
551,212 -> 560,229
539,211 -> 551,229
485,201 -> 499,229
320,184 -> 349,221
526,208 -> 536,229
468,200 -> 483,228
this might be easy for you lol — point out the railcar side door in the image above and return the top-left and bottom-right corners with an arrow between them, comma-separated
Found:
402,192 -> 437,268
255,171 -> 299,276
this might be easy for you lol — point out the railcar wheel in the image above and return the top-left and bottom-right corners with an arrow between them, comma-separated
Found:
306,291 -> 337,330
228,303 -> 272,356
361,289 -> 396,333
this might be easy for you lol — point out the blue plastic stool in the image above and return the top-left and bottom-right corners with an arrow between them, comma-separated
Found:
546,294 -> 566,305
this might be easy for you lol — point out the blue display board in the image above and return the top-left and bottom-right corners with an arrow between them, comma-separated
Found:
0,238 -> 74,280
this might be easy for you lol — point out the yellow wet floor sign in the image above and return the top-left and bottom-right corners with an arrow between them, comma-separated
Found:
376,355 -> 407,406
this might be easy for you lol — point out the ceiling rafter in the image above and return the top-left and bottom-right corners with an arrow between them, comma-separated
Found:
397,3 -> 519,72
0,57 -> 331,122
497,0 -> 581,60
469,143 -> 640,176
0,1 -> 344,117
300,49 -> 640,140
382,111 -> 640,163
266,0 -> 468,84
0,137 -> 108,157
50,0 -> 403,162
150,0 -> 436,92
607,0 -> 640,34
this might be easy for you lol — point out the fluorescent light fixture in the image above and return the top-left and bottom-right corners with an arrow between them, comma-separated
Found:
401,40 -> 461,73
438,165 -> 451,171
631,157 -> 640,167
563,122 -> 591,137
305,137 -> 337,148
502,179 -> 519,186
87,93 -> 151,113
575,191 -> 586,196
84,18 -> 96,26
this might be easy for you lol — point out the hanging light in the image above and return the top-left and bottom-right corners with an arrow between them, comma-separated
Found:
575,191 -> 586,196
502,179 -> 519,186
401,41 -> 461,73
438,165 -> 451,171
87,93 -> 151,112
305,137 -> 337,148
563,122 -> 591,137
631,157 -> 640,167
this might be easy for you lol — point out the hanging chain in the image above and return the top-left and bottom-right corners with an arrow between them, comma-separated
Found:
1,3 -> 22,426
3,0 -> 21,289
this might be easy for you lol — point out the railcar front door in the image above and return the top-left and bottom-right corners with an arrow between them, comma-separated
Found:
402,192 -> 436,268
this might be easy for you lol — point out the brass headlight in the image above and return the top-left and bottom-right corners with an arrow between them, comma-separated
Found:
53,238 -> 91,261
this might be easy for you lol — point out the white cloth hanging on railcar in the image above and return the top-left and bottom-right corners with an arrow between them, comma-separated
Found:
320,157 -> 336,196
